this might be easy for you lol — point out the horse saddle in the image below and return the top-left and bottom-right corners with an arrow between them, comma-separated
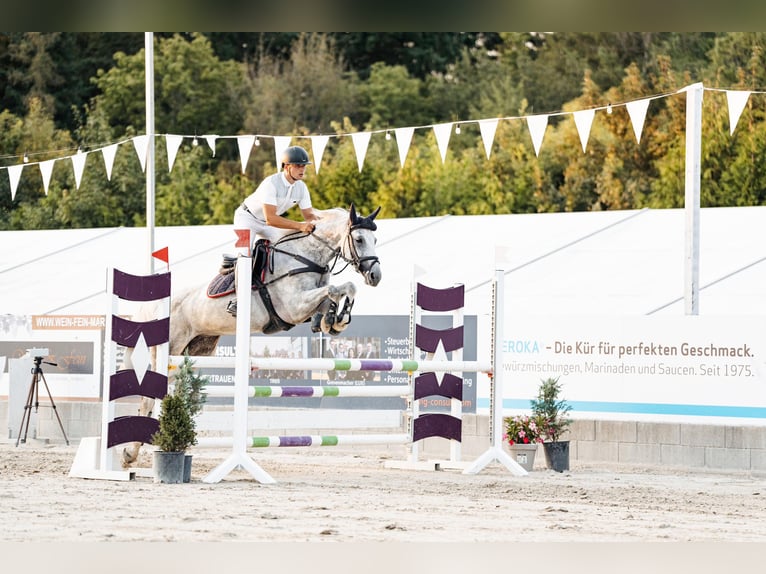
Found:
206,240 -> 295,334
206,240 -> 270,298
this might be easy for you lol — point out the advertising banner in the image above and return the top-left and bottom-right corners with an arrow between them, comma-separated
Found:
490,314 -> 766,424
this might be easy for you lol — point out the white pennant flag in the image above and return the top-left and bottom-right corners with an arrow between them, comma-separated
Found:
39,159 -> 55,195
526,114 -> 549,157
204,135 -> 218,156
132,135 -> 149,172
310,135 -> 330,174
573,109 -> 595,153
351,132 -> 371,172
478,119 -> 499,159
395,127 -> 415,167
165,134 -> 183,172
432,123 -> 452,163
101,143 -> 118,181
726,90 -> 751,135
236,135 -> 255,173
7,164 -> 23,200
626,98 -> 651,144
273,136 -> 292,169
71,150 -> 87,189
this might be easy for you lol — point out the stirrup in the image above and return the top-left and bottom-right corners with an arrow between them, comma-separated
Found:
226,299 -> 237,317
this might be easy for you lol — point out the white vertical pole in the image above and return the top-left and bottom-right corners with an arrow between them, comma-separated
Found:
684,82 -> 703,315
99,268 -> 116,473
464,267 -> 526,476
203,241 -> 275,483
145,32 -> 156,274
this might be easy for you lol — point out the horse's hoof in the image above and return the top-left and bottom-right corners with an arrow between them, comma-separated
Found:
310,312 -> 323,333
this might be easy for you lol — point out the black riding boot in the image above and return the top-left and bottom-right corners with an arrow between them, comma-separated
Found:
226,299 -> 237,317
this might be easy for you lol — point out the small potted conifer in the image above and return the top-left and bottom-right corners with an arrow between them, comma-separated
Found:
151,355 -> 207,483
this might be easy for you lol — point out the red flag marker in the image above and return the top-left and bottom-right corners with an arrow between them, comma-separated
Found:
152,246 -> 169,264
234,229 -> 251,249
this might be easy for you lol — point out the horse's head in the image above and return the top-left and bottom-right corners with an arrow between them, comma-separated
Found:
345,203 -> 382,287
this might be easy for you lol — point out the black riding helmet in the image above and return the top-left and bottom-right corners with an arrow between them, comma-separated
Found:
281,145 -> 312,168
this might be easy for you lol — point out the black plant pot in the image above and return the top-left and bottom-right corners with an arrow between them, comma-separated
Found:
543,441 -> 570,472
183,454 -> 193,483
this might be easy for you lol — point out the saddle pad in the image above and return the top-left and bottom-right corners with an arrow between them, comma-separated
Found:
207,273 -> 235,298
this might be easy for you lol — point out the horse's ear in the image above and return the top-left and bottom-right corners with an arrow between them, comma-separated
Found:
369,206 -> 381,220
349,203 -> 357,222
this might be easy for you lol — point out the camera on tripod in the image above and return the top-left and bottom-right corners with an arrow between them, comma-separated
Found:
16,347 -> 68,446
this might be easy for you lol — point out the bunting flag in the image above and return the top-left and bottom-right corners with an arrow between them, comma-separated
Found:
351,132 -> 372,172
165,135 -> 183,172
573,109 -> 595,153
526,114 -> 549,157
71,150 -> 87,190
310,135 -> 330,174
273,136 -> 292,169
132,135 -> 149,172
626,98 -> 651,144
8,164 -> 23,201
478,119 -> 499,159
433,123 -> 453,163
151,246 -> 169,264
101,143 -> 118,181
39,159 -> 55,195
236,135 -> 255,174
395,127 -> 415,168
726,90 -> 751,136
204,135 -> 218,156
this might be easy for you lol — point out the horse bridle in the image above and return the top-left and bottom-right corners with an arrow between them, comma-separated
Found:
275,224 -> 378,277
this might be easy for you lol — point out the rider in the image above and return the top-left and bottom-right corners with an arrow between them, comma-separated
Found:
228,145 -> 318,316
233,145 -> 318,244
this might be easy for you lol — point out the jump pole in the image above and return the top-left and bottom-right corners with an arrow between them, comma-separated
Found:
463,267 -> 527,476
202,249 -> 276,484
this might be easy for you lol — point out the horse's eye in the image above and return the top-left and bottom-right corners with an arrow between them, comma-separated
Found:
355,236 -> 363,244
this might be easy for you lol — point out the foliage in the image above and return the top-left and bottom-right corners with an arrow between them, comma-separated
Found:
173,354 -> 208,418
530,377 -> 572,442
150,393 -> 196,453
150,355 -> 207,452
4,32 -> 766,232
503,414 -> 547,445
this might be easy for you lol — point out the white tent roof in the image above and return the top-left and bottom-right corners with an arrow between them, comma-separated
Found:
1,206 -> 764,318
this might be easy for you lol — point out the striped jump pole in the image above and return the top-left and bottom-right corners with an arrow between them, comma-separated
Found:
198,433 -> 410,448
170,355 -> 492,375
203,385 -> 410,398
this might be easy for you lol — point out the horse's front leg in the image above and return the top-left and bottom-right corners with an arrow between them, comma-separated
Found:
321,282 -> 356,334
287,282 -> 357,335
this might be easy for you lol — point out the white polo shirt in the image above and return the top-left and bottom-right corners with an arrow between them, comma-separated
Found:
242,172 -> 312,221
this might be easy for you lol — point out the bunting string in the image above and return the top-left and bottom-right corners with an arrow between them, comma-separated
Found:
1,85 -> 763,199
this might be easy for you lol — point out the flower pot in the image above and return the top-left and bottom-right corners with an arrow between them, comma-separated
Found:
543,441 -> 570,472
505,442 -> 538,472
153,450 -> 186,484
183,454 -> 193,483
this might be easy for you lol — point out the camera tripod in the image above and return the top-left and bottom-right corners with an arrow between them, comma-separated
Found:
15,356 -> 69,446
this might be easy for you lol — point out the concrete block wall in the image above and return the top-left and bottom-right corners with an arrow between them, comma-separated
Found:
5,398 -> 766,473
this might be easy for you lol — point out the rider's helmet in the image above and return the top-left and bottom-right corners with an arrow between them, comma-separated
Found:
281,145 -> 312,168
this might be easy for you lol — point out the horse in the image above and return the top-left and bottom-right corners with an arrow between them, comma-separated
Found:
120,204 -> 382,466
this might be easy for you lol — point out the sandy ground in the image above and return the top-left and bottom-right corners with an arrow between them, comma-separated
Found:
3,440 -> 766,545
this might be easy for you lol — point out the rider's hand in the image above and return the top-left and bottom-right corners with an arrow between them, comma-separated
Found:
301,221 -> 315,234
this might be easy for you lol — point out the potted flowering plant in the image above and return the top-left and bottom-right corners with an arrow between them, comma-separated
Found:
504,414 -> 546,445
502,413 -> 546,471
531,376 -> 572,472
